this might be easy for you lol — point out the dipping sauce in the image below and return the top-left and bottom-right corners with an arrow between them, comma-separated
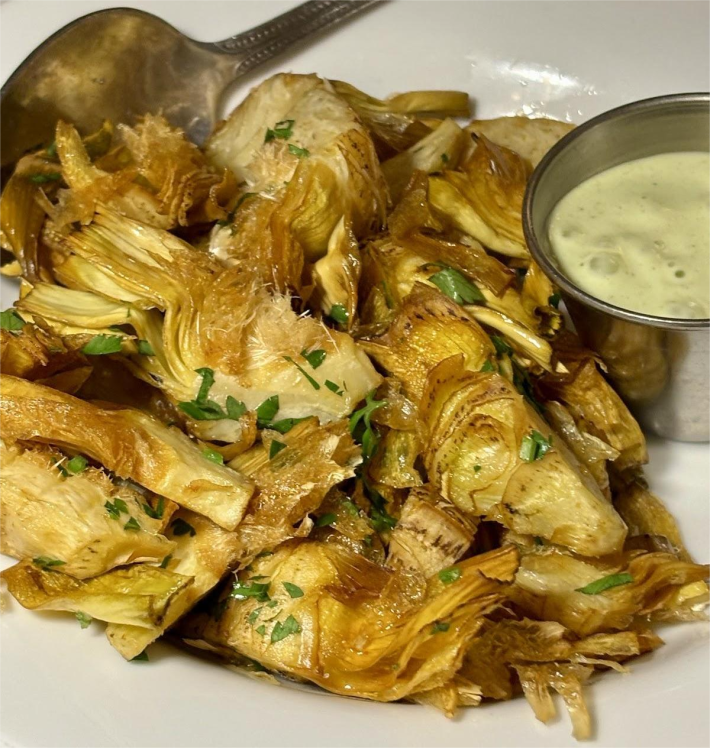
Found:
548,152 -> 709,319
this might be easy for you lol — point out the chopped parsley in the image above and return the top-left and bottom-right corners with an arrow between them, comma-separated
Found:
474,464 -> 482,473
256,624 -> 267,636
75,611 -> 92,629
349,391 -> 387,459
270,614 -> 301,643
365,483 -> 397,533
270,417 -> 307,434
429,266 -> 484,305
178,368 -> 245,422
327,304 -> 349,325
248,608 -> 263,625
0,309 -> 25,332
28,172 -> 61,184
202,447 -> 224,464
284,355 -> 320,390
137,339 -> 155,355
301,348 -> 326,369
324,380 -> 344,396
142,496 -> 165,520
438,566 -> 462,585
124,516 -> 141,531
131,651 -> 149,662
548,292 -> 561,309
431,621 -> 450,634
32,556 -> 65,570
45,141 -> 57,158
160,554 -> 173,569
171,518 -> 196,537
342,499 -> 360,517
576,572 -> 634,595
231,579 -> 271,602
105,498 -> 128,520
288,144 -> 310,158
269,440 -> 287,459
65,455 -> 88,474
519,430 -> 553,462
82,334 -> 123,356
480,359 -> 496,373
491,335 -> 513,356
440,153 -> 449,164
282,582 -> 304,599
533,536 -> 544,546
256,395 -> 279,427
316,512 -> 337,528
264,119 -> 295,143
226,396 -> 247,420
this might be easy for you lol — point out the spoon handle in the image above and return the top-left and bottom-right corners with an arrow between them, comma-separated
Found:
211,0 -> 382,74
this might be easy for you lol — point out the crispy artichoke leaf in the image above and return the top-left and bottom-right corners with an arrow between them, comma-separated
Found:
206,73 -> 387,265
387,486 -> 477,576
106,508 -> 242,659
511,548 -> 709,636
0,440 -> 174,578
465,116 -> 574,168
0,376 -> 254,531
178,542 -> 517,702
229,419 -> 361,562
2,560 -> 193,628
382,119 -> 469,204
422,355 -> 627,556
368,429 -> 423,489
539,333 -> 648,470
331,80 -> 469,156
361,285 -> 494,401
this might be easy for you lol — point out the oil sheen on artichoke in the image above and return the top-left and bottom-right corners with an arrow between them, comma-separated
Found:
548,151 -> 710,319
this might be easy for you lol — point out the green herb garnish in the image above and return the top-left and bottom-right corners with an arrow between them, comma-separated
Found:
438,566 -> 462,585
282,582 -> 304,599
32,556 -> 65,570
548,293 -> 561,308
491,335 -> 513,356
270,417 -> 307,434
284,355 -> 320,390
287,144 -> 310,158
75,611 -> 92,629
81,334 -> 123,356
171,518 -> 196,537
202,447 -> 224,464
226,396 -> 247,420
231,580 -> 271,602
324,380 -> 344,396
316,513 -> 336,528
28,172 -> 61,184
131,651 -> 149,662
349,391 -> 387,459
328,304 -> 349,326
137,339 -> 155,355
160,554 -> 172,569
124,516 -> 141,531
519,430 -> 553,462
142,497 -> 165,520
301,348 -> 326,369
256,624 -> 267,636
429,266 -> 484,305
269,440 -> 287,460
256,395 -> 279,427
270,614 -> 301,643
0,309 -> 25,332
440,153 -> 449,164
480,359 -> 496,373
431,621 -> 450,634
65,455 -> 88,474
576,572 -> 634,595
264,119 -> 295,143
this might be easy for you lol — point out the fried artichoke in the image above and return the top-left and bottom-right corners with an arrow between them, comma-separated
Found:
0,70 -> 705,742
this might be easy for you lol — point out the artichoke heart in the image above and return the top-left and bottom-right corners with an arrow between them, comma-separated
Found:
421,355 -> 627,556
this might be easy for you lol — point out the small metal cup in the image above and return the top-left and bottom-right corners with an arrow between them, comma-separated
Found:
523,93 -> 710,442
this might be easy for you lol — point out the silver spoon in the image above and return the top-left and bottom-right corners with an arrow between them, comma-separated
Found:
0,1 -> 382,168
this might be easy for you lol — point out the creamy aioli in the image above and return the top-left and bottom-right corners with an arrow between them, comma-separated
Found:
548,152 -> 709,319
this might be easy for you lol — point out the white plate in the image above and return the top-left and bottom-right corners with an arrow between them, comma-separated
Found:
1,1 -> 709,746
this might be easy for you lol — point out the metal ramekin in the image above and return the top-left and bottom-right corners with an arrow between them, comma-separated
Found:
523,93 -> 710,442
